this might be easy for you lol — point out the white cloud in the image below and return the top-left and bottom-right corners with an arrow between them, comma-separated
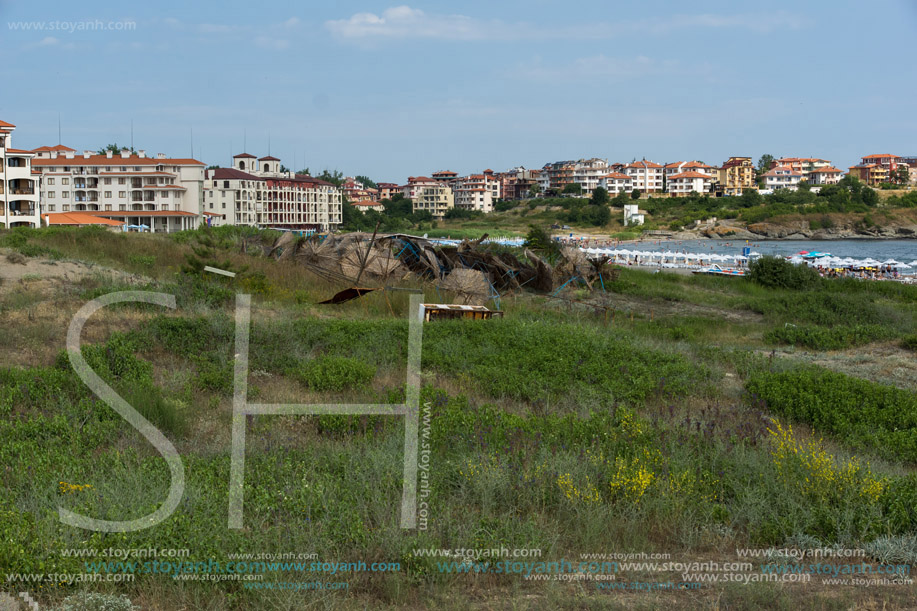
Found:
326,6 -> 806,42
325,5 -> 500,40
37,36 -> 60,46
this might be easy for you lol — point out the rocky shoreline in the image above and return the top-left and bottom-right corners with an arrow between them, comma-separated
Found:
645,220 -> 917,241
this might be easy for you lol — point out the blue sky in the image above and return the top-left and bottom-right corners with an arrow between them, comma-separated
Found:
1,0 -> 915,181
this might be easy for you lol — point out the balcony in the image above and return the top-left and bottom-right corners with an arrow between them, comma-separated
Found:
8,207 -> 37,217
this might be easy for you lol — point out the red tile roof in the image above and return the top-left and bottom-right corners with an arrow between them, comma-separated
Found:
670,171 -> 715,180
208,168 -> 260,180
6,148 -> 35,154
258,156 -> 280,161
32,144 -> 77,153
0,120 -> 15,128
43,213 -> 126,226
626,160 -> 662,169
763,166 -> 803,177
863,154 -> 898,159
233,153 -> 256,158
74,210 -> 197,217
604,172 -> 631,180
808,167 -> 842,174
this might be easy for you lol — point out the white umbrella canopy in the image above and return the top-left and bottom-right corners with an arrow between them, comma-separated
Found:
897,262 -> 912,269
881,259 -> 902,266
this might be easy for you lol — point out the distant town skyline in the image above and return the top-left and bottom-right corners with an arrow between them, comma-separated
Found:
2,0 -> 916,181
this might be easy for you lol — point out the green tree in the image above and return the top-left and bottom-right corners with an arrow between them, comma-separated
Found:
563,183 -> 583,195
529,183 -> 542,198
316,169 -> 344,186
590,186 -> 609,206
894,166 -> 910,185
354,175 -> 378,189
296,168 -> 311,176
206,165 -> 220,170
739,188 -> 763,208
97,143 -> 136,155
279,165 -> 290,173
757,154 -> 775,174
630,189 -> 641,200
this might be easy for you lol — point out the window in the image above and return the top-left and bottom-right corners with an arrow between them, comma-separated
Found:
134,167 -> 141,172
222,202 -> 226,209
104,191 -> 112,198
62,191 -> 70,198
119,204 -> 126,211
118,178 -> 126,185
120,167 -> 126,172
48,192 -> 56,198
62,177 -> 70,185
47,177 -> 55,185
223,181 -> 230,188
48,204 -> 56,212
104,204 -> 112,211
63,204 -> 70,211
119,191 -> 126,198
104,177 -> 111,184
161,191 -> 169,198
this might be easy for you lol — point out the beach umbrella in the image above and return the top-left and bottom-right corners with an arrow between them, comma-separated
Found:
882,259 -> 902,266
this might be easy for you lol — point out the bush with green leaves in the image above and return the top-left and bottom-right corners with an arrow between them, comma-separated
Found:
765,324 -> 894,350
299,356 -> 376,392
747,256 -> 822,290
746,367 -> 917,463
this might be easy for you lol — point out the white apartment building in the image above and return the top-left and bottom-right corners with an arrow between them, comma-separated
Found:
772,157 -> 832,174
762,165 -> 805,191
403,176 -> 454,218
32,147 -> 205,233
667,171 -> 716,196
664,161 -> 715,180
203,154 -> 342,232
625,160 -> 664,193
452,170 -> 501,213
573,158 -> 609,194
806,166 -> 843,185
0,120 -> 41,229
598,172 -> 633,195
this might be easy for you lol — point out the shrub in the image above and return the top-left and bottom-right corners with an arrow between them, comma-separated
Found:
746,367 -> 917,463
127,254 -> 155,267
299,356 -> 375,392
55,592 -> 137,611
747,256 -> 822,290
765,324 -> 894,350
900,335 -> 917,351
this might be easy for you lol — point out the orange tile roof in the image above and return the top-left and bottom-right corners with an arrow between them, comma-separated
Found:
604,172 -> 631,180
43,212 -> 125,226
6,148 -> 35,154
0,120 -> 15,128
32,145 -> 77,152
863,154 -> 898,159
670,171 -> 715,180
32,155 -> 204,167
142,184 -> 185,189
74,210 -> 198,217
626,160 -> 662,169
808,167 -> 841,173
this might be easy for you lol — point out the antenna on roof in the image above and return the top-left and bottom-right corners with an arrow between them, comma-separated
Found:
58,113 -> 61,145
268,131 -> 271,156
130,119 -> 134,152
190,127 -> 194,159
243,129 -> 247,153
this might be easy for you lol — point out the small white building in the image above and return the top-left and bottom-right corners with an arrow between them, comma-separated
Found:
806,166 -> 843,185
623,204 -> 644,226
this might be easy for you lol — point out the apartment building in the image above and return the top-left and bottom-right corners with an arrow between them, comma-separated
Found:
538,161 -> 575,193
761,165 -> 805,191
598,172 -> 633,195
667,171 -> 716,196
664,161 -> 715,180
342,176 -> 378,202
32,146 -> 205,233
717,157 -> 756,196
494,166 -> 538,200
376,182 -> 402,201
403,176 -> 454,218
806,166 -> 843,185
573,158 -> 609,194
848,154 -> 903,185
204,153 -> 342,231
0,120 -> 41,229
770,157 -> 832,174
625,160 -> 664,193
452,169 -> 501,213
431,170 -> 458,185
